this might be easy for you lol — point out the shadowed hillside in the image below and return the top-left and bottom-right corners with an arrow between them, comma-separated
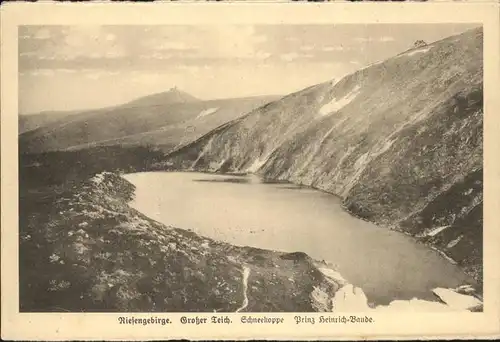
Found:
161,28 -> 483,282
19,110 -> 83,134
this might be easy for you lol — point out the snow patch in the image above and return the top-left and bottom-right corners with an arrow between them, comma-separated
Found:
208,160 -> 226,171
314,267 -> 482,312
246,153 -> 273,173
353,152 -> 370,170
319,268 -> 348,285
197,107 -> 219,118
403,46 -> 432,57
377,138 -> 396,155
432,288 -> 482,310
455,284 -> 476,296
426,225 -> 450,237
333,284 -> 371,311
364,59 -> 384,69
319,85 -> 361,116
331,284 -> 481,312
447,235 -> 463,249
311,286 -> 332,312
374,298 -> 455,312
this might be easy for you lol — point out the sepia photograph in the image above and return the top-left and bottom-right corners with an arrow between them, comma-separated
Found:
17,23 -> 484,313
2,2 -> 500,340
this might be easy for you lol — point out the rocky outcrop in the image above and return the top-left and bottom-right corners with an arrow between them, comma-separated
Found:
160,28 -> 483,282
413,40 -> 428,49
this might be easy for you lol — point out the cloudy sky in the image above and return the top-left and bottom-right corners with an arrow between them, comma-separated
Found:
19,24 -> 479,114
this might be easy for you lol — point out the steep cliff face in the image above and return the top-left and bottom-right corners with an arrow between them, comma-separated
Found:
163,28 -> 483,280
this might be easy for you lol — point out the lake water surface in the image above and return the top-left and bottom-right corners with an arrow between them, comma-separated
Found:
124,171 -> 474,305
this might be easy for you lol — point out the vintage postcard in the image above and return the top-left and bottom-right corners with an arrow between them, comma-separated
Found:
1,2 -> 499,340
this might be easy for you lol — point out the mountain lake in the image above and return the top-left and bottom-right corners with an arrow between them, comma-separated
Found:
124,171 -> 475,305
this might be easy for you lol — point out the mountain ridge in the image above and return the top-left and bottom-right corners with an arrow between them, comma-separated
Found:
19,90 -> 279,153
120,87 -> 200,108
159,27 -> 483,282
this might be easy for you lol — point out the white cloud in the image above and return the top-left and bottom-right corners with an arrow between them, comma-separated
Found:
141,25 -> 270,61
380,36 -> 395,42
178,65 -> 212,73
105,50 -> 126,58
355,36 -> 395,43
30,69 -> 55,77
280,52 -> 313,62
354,37 -> 370,43
88,73 -> 104,80
37,54 -> 59,60
177,65 -> 201,74
49,26 -> 126,60
88,52 -> 103,59
153,41 -> 191,51
255,51 -> 272,60
203,25 -> 269,59
56,68 -> 77,73
254,35 -> 268,44
139,52 -> 173,60
81,70 -> 120,79
280,53 -> 300,62
85,73 -> 101,80
323,46 -> 344,52
130,72 -> 164,84
33,28 -> 51,40
19,51 -> 37,57
300,45 -> 314,51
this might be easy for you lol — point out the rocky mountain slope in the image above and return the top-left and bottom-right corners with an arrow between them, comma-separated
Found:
19,88 -> 277,153
161,27 -> 483,281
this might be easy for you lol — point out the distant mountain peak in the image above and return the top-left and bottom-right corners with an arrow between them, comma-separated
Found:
123,87 -> 200,108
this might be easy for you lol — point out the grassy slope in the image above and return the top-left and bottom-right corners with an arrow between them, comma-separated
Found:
18,88 -> 199,135
71,96 -> 280,153
19,95 -> 278,154
19,111 -> 82,134
161,28 -> 483,281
